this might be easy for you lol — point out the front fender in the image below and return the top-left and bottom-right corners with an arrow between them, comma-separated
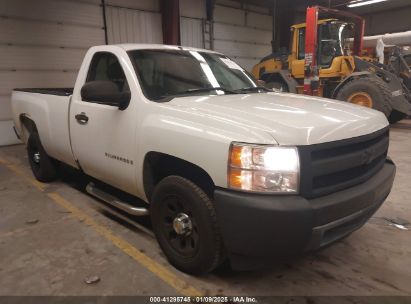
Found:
136,112 -> 275,196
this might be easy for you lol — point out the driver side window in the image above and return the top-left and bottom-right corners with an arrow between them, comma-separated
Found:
86,52 -> 129,93
318,24 -> 337,67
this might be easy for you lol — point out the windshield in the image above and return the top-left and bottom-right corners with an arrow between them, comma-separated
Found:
128,49 -> 259,101
318,22 -> 353,67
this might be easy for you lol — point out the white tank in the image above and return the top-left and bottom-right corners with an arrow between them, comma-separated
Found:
363,31 -> 411,48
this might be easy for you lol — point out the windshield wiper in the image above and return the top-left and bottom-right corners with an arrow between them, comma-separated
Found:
156,87 -> 238,102
235,86 -> 270,93
178,87 -> 238,95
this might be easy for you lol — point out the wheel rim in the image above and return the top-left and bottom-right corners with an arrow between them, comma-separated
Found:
160,195 -> 199,258
33,152 -> 41,164
173,213 -> 192,236
347,92 -> 373,108
28,140 -> 40,168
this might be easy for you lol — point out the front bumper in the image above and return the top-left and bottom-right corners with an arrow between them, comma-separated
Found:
214,160 -> 395,270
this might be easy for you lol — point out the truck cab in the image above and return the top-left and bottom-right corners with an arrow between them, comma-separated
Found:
289,19 -> 355,81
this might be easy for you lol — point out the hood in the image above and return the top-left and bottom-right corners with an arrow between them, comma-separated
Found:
167,92 -> 388,145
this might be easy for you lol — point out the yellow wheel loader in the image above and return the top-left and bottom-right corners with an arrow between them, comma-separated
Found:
252,6 -> 411,123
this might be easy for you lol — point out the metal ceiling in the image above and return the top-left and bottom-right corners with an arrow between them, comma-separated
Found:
333,0 -> 411,14
241,0 -> 411,15
233,0 -> 411,49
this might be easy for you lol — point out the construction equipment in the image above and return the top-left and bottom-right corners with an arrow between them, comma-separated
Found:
252,6 -> 411,123
384,46 -> 411,91
362,31 -> 411,90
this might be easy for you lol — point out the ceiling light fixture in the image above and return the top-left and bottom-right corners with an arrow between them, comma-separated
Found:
347,0 -> 387,8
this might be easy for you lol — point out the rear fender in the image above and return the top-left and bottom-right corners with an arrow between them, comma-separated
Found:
19,115 -> 37,144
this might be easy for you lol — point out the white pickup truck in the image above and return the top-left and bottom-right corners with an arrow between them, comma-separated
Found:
12,44 -> 395,275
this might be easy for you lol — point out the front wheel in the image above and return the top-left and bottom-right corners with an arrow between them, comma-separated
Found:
27,133 -> 58,182
150,176 -> 225,275
335,77 -> 392,118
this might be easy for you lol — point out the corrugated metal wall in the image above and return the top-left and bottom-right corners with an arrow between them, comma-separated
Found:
180,17 -> 204,49
105,0 -> 163,44
180,0 -> 205,49
364,6 -> 411,35
179,0 -> 273,70
213,1 -> 272,71
0,0 -> 105,146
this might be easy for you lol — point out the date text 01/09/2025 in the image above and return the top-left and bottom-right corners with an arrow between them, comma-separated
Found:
149,296 -> 257,303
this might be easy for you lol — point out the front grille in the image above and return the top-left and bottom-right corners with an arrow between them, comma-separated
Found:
298,127 -> 389,199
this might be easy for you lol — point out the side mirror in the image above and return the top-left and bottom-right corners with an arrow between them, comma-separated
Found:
81,80 -> 130,110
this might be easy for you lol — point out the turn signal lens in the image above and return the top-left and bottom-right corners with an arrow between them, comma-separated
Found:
229,145 -> 244,167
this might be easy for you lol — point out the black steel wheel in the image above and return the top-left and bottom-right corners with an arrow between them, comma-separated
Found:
151,176 -> 224,275
161,194 -> 200,258
27,132 -> 57,182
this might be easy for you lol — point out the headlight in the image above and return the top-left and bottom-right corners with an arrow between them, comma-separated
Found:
228,143 -> 299,193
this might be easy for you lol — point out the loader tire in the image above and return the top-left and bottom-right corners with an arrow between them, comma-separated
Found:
266,81 -> 288,92
336,77 -> 392,118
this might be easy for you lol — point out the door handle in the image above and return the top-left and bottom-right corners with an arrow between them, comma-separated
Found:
75,112 -> 89,125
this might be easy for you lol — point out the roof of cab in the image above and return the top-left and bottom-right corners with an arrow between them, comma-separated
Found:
116,43 -> 221,54
292,18 -> 339,29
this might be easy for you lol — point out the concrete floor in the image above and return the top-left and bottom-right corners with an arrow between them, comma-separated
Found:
0,121 -> 410,297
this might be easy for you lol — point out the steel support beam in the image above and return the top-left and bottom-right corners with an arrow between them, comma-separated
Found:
160,0 -> 180,45
271,0 -> 278,52
101,0 -> 108,44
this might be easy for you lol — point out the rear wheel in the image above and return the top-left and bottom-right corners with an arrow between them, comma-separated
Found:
265,81 -> 288,92
27,132 -> 58,182
336,77 -> 392,118
150,176 -> 224,275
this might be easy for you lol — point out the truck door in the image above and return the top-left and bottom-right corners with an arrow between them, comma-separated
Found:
290,28 -> 305,79
69,51 -> 138,195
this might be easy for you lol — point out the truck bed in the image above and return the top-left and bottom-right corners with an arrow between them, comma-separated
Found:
13,88 -> 73,96
12,88 -> 76,168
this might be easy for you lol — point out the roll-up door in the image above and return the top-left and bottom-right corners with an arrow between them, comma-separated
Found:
0,0 -> 105,145
180,0 -> 206,49
213,4 -> 272,72
105,1 -> 163,44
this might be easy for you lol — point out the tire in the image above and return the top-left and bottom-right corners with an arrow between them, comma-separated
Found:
150,176 -> 224,275
335,77 -> 392,118
388,110 -> 407,124
265,81 -> 288,92
27,132 -> 58,182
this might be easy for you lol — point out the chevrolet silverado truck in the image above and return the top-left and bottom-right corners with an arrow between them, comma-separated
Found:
12,44 -> 395,275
